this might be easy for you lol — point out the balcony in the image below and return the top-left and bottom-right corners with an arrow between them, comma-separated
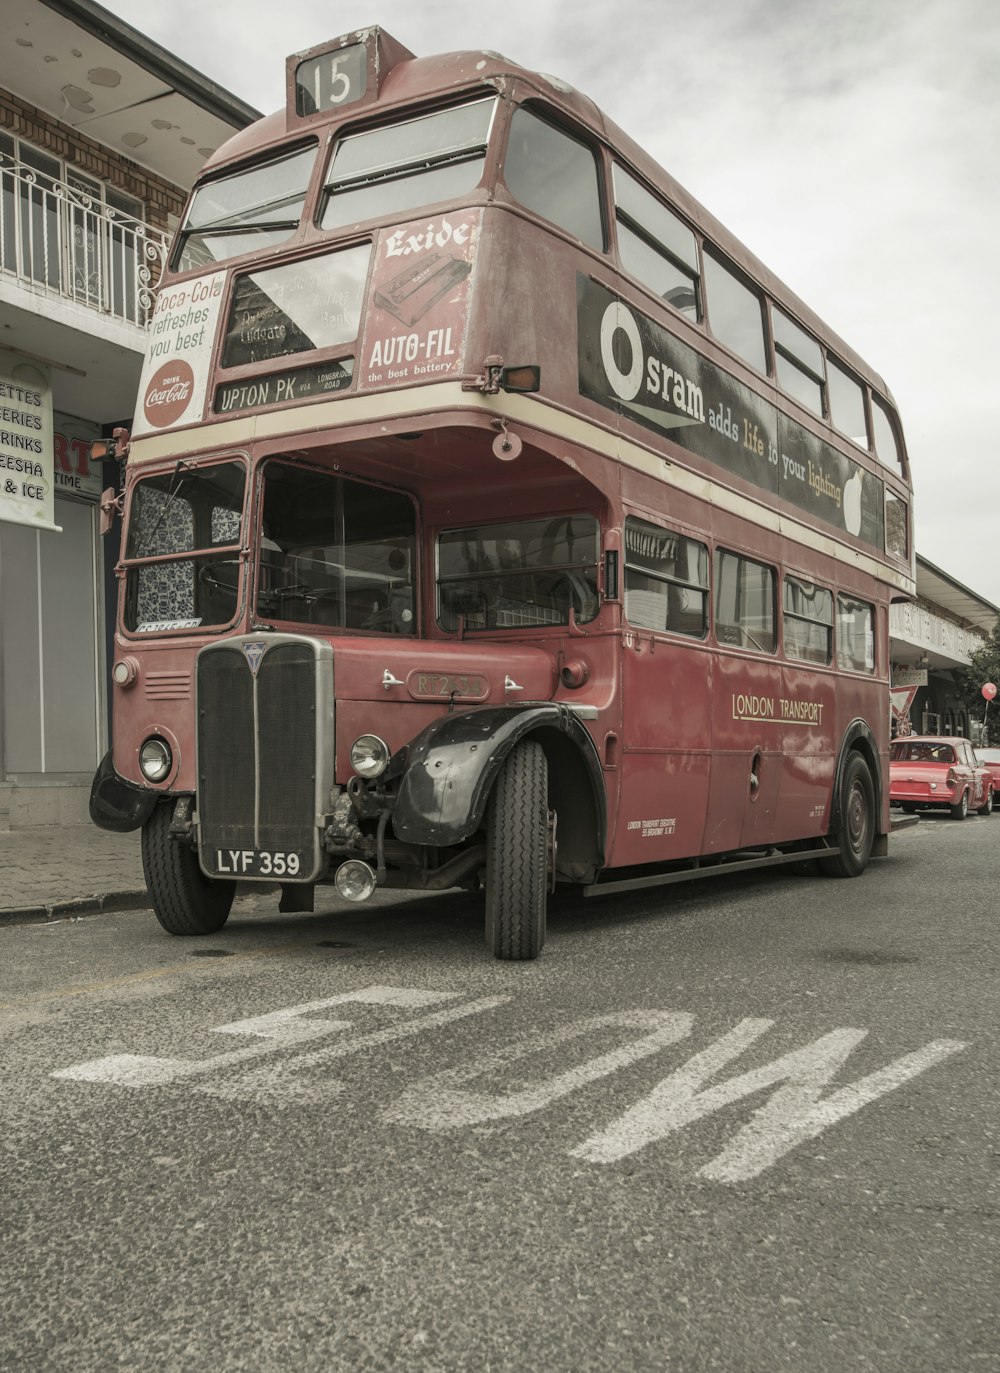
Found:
0,150 -> 168,330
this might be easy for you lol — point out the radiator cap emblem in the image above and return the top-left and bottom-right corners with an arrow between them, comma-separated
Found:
242,640 -> 267,676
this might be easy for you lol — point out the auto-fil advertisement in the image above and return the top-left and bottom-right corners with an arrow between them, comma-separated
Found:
358,210 -> 480,390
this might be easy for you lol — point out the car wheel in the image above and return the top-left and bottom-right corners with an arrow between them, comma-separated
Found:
141,800 -> 236,934
900,803 -> 917,814
485,740 -> 548,960
820,753 -> 875,879
977,789 -> 994,817
950,790 -> 969,821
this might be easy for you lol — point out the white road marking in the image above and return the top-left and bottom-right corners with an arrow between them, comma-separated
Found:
52,986 -> 507,1089
212,986 -> 455,1045
383,1011 -> 694,1129
572,1019 -> 967,1180
50,985 -> 970,1184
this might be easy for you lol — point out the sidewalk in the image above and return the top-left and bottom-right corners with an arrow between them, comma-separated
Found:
0,823 -> 149,923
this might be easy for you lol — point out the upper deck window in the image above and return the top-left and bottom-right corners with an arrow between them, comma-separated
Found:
871,395 -> 904,473
503,107 -> 604,250
772,307 -> 824,416
321,98 -> 496,230
175,144 -> 316,273
612,165 -> 699,321
703,251 -> 767,374
827,358 -> 868,447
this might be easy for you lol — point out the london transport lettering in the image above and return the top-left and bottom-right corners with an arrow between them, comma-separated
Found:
577,277 -> 883,549
732,693 -> 826,725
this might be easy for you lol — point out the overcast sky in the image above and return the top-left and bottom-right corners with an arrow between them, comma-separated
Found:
103,0 -> 1000,607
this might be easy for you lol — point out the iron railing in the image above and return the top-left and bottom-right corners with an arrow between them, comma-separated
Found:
0,153 -> 169,328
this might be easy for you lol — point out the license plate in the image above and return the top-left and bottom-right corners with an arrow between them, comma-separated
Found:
213,849 -> 307,878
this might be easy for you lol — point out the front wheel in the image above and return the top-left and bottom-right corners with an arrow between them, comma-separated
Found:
819,753 -> 875,879
141,801 -> 236,934
485,740 -> 548,960
951,790 -> 969,821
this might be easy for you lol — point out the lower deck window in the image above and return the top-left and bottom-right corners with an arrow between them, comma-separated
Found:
437,515 -> 599,631
837,595 -> 875,673
714,549 -> 776,652
257,462 -> 416,633
783,577 -> 833,665
624,516 -> 707,636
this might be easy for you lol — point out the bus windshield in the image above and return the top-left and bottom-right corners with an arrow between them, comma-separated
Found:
256,461 -> 416,634
437,515 -> 599,631
123,460 -> 246,632
176,144 -> 317,272
320,97 -> 496,230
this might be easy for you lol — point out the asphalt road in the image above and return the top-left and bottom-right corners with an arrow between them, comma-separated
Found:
2,813 -> 997,1372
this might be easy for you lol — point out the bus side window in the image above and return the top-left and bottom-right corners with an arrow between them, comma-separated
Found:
623,516 -> 707,637
503,106 -> 604,250
714,549 -> 776,653
783,576 -> 833,665
836,594 -> 875,673
612,163 -> 701,321
703,250 -> 767,375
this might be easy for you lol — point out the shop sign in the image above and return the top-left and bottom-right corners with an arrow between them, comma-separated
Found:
892,666 -> 928,688
53,412 -> 102,500
0,348 -> 59,532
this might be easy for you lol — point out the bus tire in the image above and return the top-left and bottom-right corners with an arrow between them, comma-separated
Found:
820,753 -> 875,879
485,740 -> 548,960
950,790 -> 969,821
141,801 -> 236,935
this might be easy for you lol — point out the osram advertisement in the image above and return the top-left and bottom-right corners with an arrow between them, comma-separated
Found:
577,276 -> 884,551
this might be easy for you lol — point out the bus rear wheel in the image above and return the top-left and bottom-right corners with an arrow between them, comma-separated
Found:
820,753 -> 875,879
141,800 -> 236,935
485,740 -> 548,960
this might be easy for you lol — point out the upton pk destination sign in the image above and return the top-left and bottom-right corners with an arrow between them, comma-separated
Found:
577,277 -> 884,552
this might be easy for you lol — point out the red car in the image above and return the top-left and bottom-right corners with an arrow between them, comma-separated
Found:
889,735 -> 993,819
975,747 -> 1000,801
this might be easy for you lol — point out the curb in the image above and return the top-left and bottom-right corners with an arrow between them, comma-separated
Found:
0,889 -> 151,926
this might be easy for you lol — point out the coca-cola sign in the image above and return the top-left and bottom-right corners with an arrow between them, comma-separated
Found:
143,362 -> 195,428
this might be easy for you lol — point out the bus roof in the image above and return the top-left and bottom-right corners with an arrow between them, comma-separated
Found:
195,30 -> 892,405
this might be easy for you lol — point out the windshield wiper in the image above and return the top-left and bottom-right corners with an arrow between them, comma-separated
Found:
142,460 -> 192,551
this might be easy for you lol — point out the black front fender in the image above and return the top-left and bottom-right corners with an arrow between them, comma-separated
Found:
391,704 -> 605,850
89,750 -> 159,833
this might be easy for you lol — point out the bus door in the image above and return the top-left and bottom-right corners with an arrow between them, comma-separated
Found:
704,550 -> 782,851
771,579 -> 838,840
613,518 -> 713,865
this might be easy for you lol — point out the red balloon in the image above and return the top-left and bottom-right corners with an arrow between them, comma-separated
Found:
982,683 -> 997,700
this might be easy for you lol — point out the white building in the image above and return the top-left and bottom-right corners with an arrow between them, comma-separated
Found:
0,0 -> 256,825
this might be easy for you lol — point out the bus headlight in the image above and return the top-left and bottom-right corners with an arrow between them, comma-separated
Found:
350,734 -> 390,779
139,736 -> 173,782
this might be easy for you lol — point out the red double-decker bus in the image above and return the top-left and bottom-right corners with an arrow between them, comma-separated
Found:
91,28 -> 915,959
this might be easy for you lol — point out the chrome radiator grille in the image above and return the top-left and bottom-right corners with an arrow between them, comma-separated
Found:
195,635 -> 334,880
